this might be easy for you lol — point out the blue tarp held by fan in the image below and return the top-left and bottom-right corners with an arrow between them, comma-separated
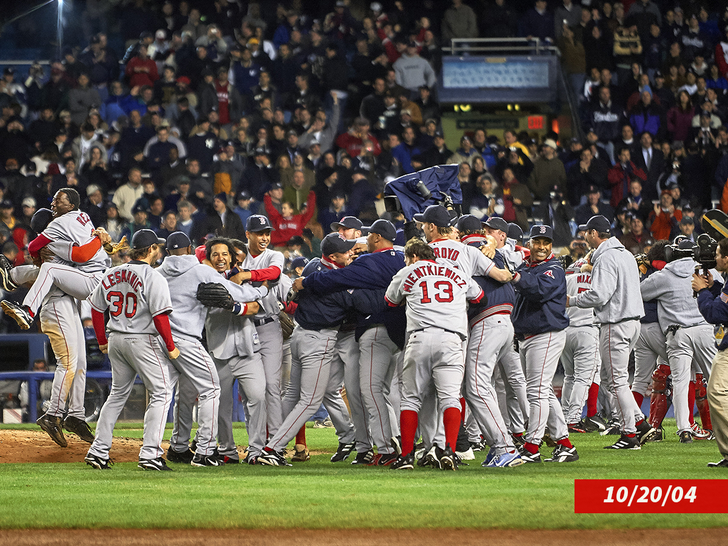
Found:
383,164 -> 462,221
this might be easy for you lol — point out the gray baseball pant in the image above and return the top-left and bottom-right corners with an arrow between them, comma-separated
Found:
667,324 -> 716,434
340,330 -> 372,452
267,326 -> 338,452
520,330 -> 569,445
497,345 -> 529,433
359,325 -> 399,455
215,352 -> 267,458
255,319 -> 284,438
323,330 -> 357,444
23,263 -> 103,316
465,315 -> 517,454
88,333 -> 177,461
633,322 -> 667,398
560,325 -> 600,424
600,320 -> 642,435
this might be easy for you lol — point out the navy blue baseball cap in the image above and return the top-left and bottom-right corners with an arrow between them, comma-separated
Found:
321,232 -> 357,256
529,224 -> 554,241
362,218 -> 397,241
507,223 -> 523,242
132,229 -> 165,249
330,215 -> 363,232
167,231 -> 191,250
289,256 -> 309,270
484,216 -> 509,233
246,214 -> 274,232
413,205 -> 451,227
456,214 -> 482,233
578,214 -> 611,234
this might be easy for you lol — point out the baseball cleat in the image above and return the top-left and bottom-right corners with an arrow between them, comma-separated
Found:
456,447 -> 475,460
584,414 -> 607,432
604,434 -> 641,450
541,433 -> 557,447
350,449 -> 374,465
511,433 -> 525,447
484,446 -> 497,466
484,450 -> 524,468
191,453 -> 224,467
244,452 -> 259,465
37,413 -> 67,448
636,421 -> 658,444
391,435 -> 402,455
470,439 -> 486,452
518,447 -> 542,463
257,449 -> 292,467
291,444 -> 310,462
0,254 -> 18,291
2,300 -> 32,330
367,453 -> 398,466
62,416 -> 95,443
138,457 -> 173,471
167,448 -> 195,464
707,459 -> 728,467
567,421 -> 589,434
423,446 -> 444,469
545,445 -> 579,463
390,452 -> 415,470
190,440 -> 197,453
440,447 -> 459,471
600,419 -> 621,436
330,441 -> 356,462
679,430 -> 693,444
84,453 -> 112,470
691,423 -> 714,440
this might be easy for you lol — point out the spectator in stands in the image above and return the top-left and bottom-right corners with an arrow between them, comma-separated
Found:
608,146 -> 647,207
633,131 -> 665,199
265,189 -> 316,248
391,126 -> 422,174
666,90 -> 695,142
68,73 -> 101,128
648,190 -> 682,240
567,146 -> 608,205
617,178 -> 652,220
499,166 -> 532,232
527,138 -> 566,200
629,88 -> 666,139
621,214 -> 654,255
554,0 -> 582,39
240,147 -> 278,202
574,184 -> 615,226
393,41 -> 437,95
520,0 -> 554,41
532,185 -> 574,247
112,166 -> 144,222
442,0 -> 478,45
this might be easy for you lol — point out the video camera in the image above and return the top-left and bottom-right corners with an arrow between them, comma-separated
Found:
665,233 -> 717,271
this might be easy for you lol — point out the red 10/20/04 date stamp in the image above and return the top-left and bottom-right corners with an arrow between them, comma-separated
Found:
574,480 -> 728,513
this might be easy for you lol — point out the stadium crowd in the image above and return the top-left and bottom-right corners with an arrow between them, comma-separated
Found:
0,0 -> 728,291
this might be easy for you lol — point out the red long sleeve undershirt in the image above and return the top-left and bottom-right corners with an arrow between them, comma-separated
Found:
28,234 -> 51,258
91,309 -> 175,352
28,234 -> 102,262
248,265 -> 281,282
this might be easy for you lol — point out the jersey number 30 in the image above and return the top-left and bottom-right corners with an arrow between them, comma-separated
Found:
107,291 -> 138,318
419,280 -> 454,304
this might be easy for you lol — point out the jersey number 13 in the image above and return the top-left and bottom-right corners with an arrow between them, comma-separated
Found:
419,280 -> 454,304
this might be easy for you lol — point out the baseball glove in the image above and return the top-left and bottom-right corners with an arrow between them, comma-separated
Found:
104,235 -> 130,255
196,282 -> 234,310
279,311 -> 295,340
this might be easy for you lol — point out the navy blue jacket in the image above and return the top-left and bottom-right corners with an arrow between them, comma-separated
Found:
512,255 -> 569,336
640,265 -> 660,324
464,236 -> 514,326
697,280 -> 728,351
302,248 -> 406,347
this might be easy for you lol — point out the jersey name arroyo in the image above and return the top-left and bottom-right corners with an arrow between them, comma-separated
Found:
432,246 -> 460,264
403,263 -> 466,293
102,269 -> 143,292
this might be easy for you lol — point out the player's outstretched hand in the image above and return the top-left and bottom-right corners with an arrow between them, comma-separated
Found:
580,263 -> 593,273
92,227 -> 112,245
168,347 -> 180,360
481,236 -> 497,259
99,344 -> 108,354
292,277 -> 304,292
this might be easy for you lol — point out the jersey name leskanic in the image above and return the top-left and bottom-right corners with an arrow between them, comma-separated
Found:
101,269 -> 143,292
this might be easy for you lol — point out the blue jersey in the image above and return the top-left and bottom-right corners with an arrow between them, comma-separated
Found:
640,265 -> 660,324
463,235 -> 515,327
697,280 -> 728,351
512,255 -> 569,336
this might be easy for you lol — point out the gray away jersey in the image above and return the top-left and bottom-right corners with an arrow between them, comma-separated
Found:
429,238 -> 494,278
241,248 -> 285,319
565,259 -> 595,327
89,262 -> 173,335
43,210 -> 110,273
385,258 -> 483,337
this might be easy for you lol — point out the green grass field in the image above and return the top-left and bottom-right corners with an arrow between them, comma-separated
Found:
1,420 -> 727,530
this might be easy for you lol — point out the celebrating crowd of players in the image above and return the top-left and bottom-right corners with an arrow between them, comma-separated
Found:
2,186 -> 728,471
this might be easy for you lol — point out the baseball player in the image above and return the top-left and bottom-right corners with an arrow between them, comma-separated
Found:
511,225 -> 578,464
236,215 -> 287,439
1,199 -> 111,447
202,237 -> 269,464
158,231 -> 268,465
639,239 -> 716,443
457,215 -> 523,468
386,238 -> 485,471
84,229 -> 179,471
568,215 -> 656,450
258,233 -> 359,466
561,255 -> 601,433
692,240 -> 728,466
292,220 -> 407,466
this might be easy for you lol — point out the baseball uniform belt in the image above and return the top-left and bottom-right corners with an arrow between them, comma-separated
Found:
412,327 -> 466,342
254,317 -> 276,327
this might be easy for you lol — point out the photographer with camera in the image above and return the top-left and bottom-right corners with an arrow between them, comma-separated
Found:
640,239 -> 716,443
532,184 -> 574,247
692,237 -> 728,466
